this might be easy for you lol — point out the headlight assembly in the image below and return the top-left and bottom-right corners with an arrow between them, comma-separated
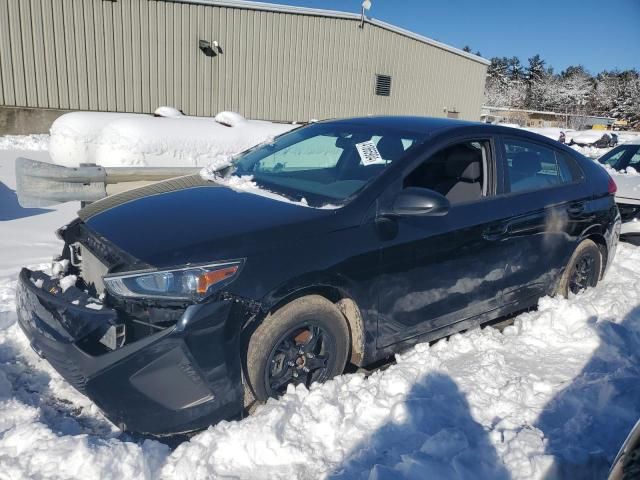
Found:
103,260 -> 243,301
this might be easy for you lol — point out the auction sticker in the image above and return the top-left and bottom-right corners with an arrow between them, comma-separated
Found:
355,140 -> 384,165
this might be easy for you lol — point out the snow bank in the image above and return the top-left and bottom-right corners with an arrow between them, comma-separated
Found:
48,111 -> 295,168
48,112 -> 144,167
161,243 -> 640,479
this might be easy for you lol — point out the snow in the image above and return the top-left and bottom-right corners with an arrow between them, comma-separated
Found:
214,111 -> 247,127
153,106 -> 184,118
58,275 -> 77,293
3,135 -> 640,479
51,259 -> 69,277
48,110 -> 295,168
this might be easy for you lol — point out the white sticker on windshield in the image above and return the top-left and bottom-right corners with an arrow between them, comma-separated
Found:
355,140 -> 384,166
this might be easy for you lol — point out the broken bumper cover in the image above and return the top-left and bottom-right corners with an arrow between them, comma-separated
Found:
15,268 -> 244,435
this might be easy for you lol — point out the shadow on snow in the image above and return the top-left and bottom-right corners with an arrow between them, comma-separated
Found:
536,305 -> 640,479
0,181 -> 50,221
329,372 -> 511,480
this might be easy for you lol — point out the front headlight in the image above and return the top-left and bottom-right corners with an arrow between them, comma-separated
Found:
103,260 -> 243,301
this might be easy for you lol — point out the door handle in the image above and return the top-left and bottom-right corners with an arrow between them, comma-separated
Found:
567,202 -> 585,215
482,224 -> 509,241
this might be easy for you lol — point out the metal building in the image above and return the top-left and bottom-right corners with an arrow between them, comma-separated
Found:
0,0 -> 489,124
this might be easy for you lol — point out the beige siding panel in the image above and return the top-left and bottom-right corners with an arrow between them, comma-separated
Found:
195,5 -> 204,116
130,0 -> 142,112
179,4 -> 189,111
19,0 -> 38,107
51,1 -> 68,109
140,0 -> 152,112
83,0 -> 98,110
102,1 -> 116,111
0,0 -> 14,105
73,1 -> 89,110
7,0 -> 26,106
157,1 -> 168,107
63,1 -> 80,109
29,0 -> 47,107
0,0 -> 487,121
171,3 -> 180,109
121,0 -> 133,110
188,6 -> 197,115
148,1 -> 158,109
92,2 -> 107,111
112,3 -> 124,111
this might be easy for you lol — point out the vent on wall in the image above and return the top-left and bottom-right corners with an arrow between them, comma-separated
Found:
375,74 -> 392,96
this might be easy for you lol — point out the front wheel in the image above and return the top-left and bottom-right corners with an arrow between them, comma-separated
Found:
556,239 -> 602,297
245,295 -> 350,401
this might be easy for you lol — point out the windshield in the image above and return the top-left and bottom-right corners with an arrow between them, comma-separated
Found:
230,123 -> 428,206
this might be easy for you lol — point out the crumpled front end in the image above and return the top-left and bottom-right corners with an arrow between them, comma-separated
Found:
15,221 -> 251,435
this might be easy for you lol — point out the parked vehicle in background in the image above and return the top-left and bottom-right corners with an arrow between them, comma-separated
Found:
599,144 -> 640,242
570,131 -> 618,148
609,419 -> 640,480
15,117 -> 620,435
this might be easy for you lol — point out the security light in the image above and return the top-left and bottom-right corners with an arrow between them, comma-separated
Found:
359,0 -> 372,28
199,40 -> 217,57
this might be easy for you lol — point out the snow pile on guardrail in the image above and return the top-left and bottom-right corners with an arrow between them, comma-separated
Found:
48,110 -> 296,168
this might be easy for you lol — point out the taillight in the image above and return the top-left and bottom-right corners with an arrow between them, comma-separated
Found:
608,176 -> 617,194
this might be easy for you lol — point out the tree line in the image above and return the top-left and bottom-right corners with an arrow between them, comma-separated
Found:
480,53 -> 640,127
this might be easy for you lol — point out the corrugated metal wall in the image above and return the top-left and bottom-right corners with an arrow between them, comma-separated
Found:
0,0 -> 488,121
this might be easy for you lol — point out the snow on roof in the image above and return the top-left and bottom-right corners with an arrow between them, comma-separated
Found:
170,0 -> 490,66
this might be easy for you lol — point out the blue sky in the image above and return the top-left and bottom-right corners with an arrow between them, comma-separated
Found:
268,0 -> 640,74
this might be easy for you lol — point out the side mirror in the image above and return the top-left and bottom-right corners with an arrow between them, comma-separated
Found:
390,187 -> 450,216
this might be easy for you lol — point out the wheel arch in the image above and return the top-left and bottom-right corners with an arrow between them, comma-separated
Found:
580,226 -> 609,279
247,284 -> 367,367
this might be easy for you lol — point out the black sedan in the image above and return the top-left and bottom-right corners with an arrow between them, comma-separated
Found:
15,117 -> 620,435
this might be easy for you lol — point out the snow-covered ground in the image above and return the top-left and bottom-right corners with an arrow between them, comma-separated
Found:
3,136 -> 640,479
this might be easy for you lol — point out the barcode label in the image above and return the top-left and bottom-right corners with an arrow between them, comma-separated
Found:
355,141 -> 383,166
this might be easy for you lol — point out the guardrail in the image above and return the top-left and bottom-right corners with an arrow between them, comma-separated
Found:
15,157 -> 201,207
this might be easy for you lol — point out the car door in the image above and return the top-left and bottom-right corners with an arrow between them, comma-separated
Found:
620,145 -> 640,171
497,136 -> 589,305
374,135 -> 515,348
599,145 -> 637,171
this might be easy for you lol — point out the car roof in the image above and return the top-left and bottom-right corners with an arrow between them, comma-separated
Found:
320,115 -> 481,134
318,115 -> 557,139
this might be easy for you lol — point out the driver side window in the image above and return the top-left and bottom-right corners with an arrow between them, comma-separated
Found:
403,141 -> 488,204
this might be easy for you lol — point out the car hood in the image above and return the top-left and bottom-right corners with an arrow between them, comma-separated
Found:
80,175 -> 339,268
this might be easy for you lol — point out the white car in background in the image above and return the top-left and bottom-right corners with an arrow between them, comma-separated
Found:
598,143 -> 640,242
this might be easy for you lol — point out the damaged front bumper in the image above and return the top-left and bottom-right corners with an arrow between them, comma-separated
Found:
15,268 -> 246,435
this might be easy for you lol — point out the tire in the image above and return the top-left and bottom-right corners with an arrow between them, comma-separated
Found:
555,239 -> 602,297
245,295 -> 350,401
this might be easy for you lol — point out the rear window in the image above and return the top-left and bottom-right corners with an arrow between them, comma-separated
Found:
503,139 -> 583,193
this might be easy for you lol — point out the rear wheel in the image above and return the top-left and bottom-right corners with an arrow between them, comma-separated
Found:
245,295 -> 350,401
556,239 -> 602,297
